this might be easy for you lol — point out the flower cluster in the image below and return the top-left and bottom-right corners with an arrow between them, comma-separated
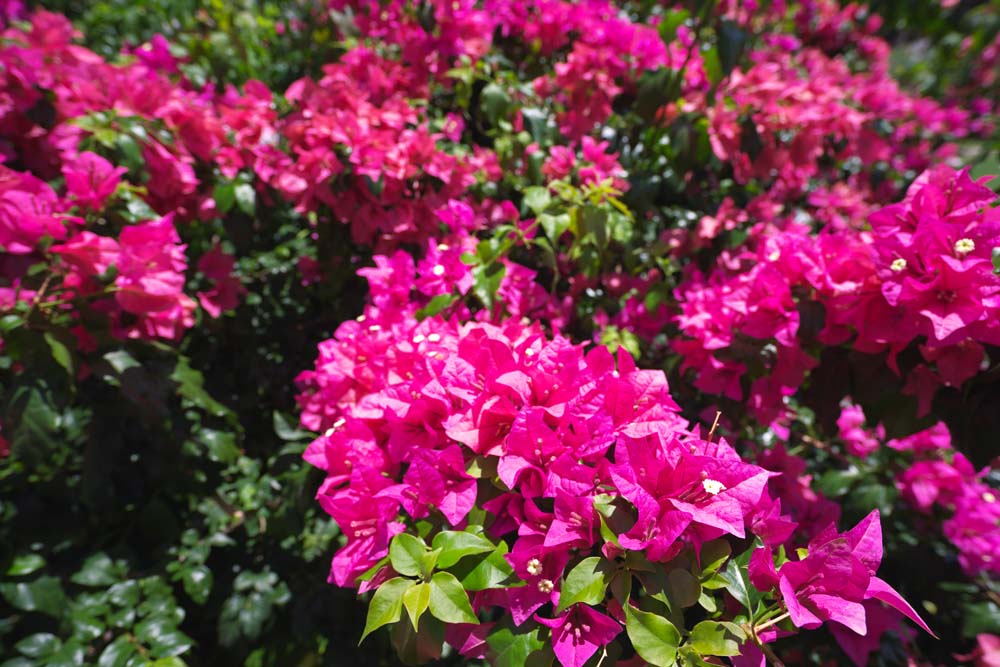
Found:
300,261 -> 930,666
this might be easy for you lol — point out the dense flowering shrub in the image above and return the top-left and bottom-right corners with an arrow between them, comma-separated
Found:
0,0 -> 999,665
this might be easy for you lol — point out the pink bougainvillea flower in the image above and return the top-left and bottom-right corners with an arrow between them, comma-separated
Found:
196,244 -> 245,318
115,214 -> 187,314
51,231 -> 119,277
535,604 -> 621,667
62,151 -> 127,211
778,511 -> 932,636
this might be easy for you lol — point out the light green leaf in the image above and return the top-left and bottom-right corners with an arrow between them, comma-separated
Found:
428,572 -> 477,624
389,533 -> 428,578
625,603 -> 681,667
234,183 -> 256,215
432,531 -> 495,569
6,554 -> 46,577
402,582 -> 431,630
687,621 -> 742,657
360,577 -> 414,643
557,557 -> 612,613
523,186 -> 552,215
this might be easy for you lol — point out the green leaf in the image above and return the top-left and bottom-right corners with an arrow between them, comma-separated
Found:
702,46 -> 723,84
963,601 -> 1000,638
625,603 -> 680,667
148,659 -> 188,667
181,566 -> 213,605
44,332 -> 74,377
666,569 -> 700,608
428,572 -> 477,624
658,8 -> 689,43
432,531 -> 495,569
993,247 -> 1000,275
273,411 -> 311,441
234,183 -> 256,215
698,540 -> 731,575
390,533 -> 428,578
487,625 -> 545,667
451,542 -> 515,591
391,612 -> 445,665
402,582 -> 431,630
97,636 -> 135,667
7,554 -> 46,577
556,557 -> 612,613
687,621 -> 742,657
171,356 -> 230,418
135,615 -> 192,658
1,576 -> 65,617
523,187 -> 552,215
717,20 -> 748,76
720,559 -> 752,611
72,552 -> 119,587
360,577 -> 413,643
196,429 -> 239,464
15,633 -> 61,659
538,212 -> 571,241
415,293 -> 459,320
481,82 -> 512,124
213,182 -> 236,214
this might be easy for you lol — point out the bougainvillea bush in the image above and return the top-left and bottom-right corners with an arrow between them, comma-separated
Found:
1,0 -> 999,665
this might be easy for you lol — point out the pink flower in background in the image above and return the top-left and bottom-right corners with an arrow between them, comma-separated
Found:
115,214 -> 187,315
62,151 -> 126,211
196,245 -> 244,317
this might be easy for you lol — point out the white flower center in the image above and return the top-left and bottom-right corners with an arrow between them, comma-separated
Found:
954,238 -> 975,255
702,479 -> 726,496
431,264 -> 446,276
526,558 -> 542,576
890,258 -> 907,272
537,579 -> 554,593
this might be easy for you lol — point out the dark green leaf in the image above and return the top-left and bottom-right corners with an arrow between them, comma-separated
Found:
452,542 -> 515,591
97,636 -> 135,667
487,625 -> 545,667
720,559 -> 752,611
71,552 -> 119,587
15,633 -> 61,659
1,576 -> 65,617
44,332 -> 74,377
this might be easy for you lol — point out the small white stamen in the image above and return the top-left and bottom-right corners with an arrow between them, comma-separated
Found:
537,578 -> 554,593
526,558 -> 542,576
702,479 -> 726,495
955,238 -> 975,255
890,258 -> 907,272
